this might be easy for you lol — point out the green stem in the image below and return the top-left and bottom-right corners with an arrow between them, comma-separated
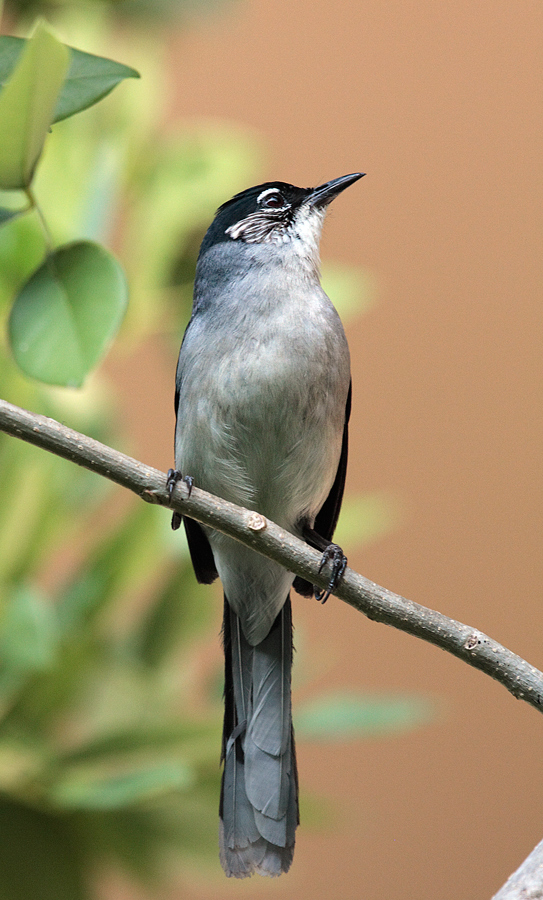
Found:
25,187 -> 54,253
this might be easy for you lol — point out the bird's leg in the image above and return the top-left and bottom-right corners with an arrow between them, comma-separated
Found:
315,544 -> 347,603
302,526 -> 348,603
166,468 -> 194,531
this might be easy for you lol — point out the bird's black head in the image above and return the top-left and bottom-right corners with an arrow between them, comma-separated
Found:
201,173 -> 365,254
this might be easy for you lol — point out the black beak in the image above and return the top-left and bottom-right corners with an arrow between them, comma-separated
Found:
308,172 -> 365,209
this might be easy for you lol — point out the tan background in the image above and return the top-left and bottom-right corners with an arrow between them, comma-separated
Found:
113,1 -> 543,897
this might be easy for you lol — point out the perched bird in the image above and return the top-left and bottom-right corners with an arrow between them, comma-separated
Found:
168,172 -> 363,877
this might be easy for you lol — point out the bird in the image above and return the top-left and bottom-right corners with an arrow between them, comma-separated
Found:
168,172 -> 364,877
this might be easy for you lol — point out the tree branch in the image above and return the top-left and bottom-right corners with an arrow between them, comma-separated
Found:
1,397 -> 543,717
491,838 -> 543,899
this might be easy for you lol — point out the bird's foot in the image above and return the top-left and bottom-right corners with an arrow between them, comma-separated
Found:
166,468 -> 194,531
315,543 -> 347,603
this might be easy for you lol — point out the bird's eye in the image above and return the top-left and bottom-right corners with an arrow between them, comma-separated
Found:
260,192 -> 285,209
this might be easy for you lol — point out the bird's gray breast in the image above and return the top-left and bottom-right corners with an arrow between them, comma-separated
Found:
175,269 -> 350,529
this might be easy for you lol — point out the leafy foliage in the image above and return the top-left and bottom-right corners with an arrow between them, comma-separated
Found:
9,241 -> 128,386
0,25 -> 138,385
0,474 -> 223,891
0,24 -> 70,190
0,796 -> 88,900
0,35 -> 139,124
296,691 -> 434,741
4,0 -> 226,23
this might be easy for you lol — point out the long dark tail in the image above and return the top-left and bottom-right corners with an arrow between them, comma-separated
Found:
219,595 -> 299,878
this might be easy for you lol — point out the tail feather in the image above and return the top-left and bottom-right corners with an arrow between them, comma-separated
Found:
220,750 -> 261,846
219,822 -> 267,877
245,742 -> 291,823
219,595 -> 298,878
247,602 -> 292,756
253,803 -> 288,846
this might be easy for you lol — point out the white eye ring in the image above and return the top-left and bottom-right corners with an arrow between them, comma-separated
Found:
257,188 -> 287,209
257,188 -> 280,202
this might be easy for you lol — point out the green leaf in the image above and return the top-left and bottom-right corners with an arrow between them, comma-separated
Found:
295,691 -> 434,741
0,206 -> 25,226
8,240 -> 128,387
0,36 -> 140,124
53,45 -> 140,123
59,722 -> 221,767
0,585 -> 58,677
0,37 -> 27,85
51,762 -> 193,810
0,24 -> 70,190
79,801 -> 218,883
0,212 -> 46,311
0,735 -> 50,792
0,796 -> 87,900
135,561 -> 213,668
56,503 -> 167,635
0,189 -> 31,229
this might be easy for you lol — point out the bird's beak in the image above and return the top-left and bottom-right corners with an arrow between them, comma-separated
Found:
308,172 -> 365,209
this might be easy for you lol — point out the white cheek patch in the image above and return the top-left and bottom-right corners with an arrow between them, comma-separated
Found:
225,212 -> 289,244
226,218 -> 251,240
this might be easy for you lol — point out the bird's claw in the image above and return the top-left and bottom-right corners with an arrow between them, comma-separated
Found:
315,543 -> 347,603
166,469 -> 194,531
167,468 -> 194,500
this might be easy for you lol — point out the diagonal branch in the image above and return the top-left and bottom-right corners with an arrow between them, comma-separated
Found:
1,396 -> 543,717
491,838 -> 543,899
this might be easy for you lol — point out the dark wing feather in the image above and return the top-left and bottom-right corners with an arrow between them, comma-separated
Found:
313,379 -> 351,541
293,380 -> 351,597
184,518 -> 218,584
174,316 -> 218,585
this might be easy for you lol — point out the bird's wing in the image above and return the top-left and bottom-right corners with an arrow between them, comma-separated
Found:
174,316 -> 219,585
313,378 -> 351,542
183,517 -> 218,584
293,380 -> 351,597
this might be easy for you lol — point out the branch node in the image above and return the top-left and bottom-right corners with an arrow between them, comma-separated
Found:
140,489 -> 163,505
246,511 -> 267,532
464,632 -> 483,651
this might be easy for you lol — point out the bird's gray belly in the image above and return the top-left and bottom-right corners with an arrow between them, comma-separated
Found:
176,337 -> 346,529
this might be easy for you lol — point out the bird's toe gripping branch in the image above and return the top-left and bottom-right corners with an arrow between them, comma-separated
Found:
315,543 -> 348,603
166,468 -> 194,531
